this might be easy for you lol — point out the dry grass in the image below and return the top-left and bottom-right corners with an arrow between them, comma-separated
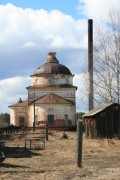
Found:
0,131 -> 120,180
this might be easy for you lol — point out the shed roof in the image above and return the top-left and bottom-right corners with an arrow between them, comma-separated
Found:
83,103 -> 120,117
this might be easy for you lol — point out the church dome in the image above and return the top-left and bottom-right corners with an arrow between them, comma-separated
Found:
33,52 -> 72,76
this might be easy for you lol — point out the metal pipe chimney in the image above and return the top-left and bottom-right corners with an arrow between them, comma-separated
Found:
88,19 -> 94,111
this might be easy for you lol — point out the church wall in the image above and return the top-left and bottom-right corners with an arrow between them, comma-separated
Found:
10,109 -> 16,125
31,74 -> 73,86
28,105 -> 34,127
10,107 -> 29,126
28,104 -> 76,127
28,89 -> 76,103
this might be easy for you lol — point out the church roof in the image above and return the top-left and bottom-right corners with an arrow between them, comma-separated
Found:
33,93 -> 74,104
9,94 -> 74,108
31,52 -> 72,76
9,99 -> 29,108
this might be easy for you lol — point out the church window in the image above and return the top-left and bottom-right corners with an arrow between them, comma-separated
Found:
64,114 -> 68,126
19,116 -> 25,126
48,115 -> 54,125
35,115 -> 38,126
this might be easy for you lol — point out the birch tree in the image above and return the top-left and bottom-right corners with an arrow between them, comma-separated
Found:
94,11 -> 120,105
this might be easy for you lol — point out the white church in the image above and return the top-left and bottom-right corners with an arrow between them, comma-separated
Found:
9,52 -> 77,127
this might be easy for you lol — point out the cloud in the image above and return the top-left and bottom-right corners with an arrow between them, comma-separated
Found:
0,76 -> 30,113
73,73 -> 88,112
78,0 -> 120,20
0,3 -> 87,81
23,41 -> 37,48
0,3 -> 87,51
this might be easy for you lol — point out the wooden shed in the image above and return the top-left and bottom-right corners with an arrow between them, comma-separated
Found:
83,103 -> 120,139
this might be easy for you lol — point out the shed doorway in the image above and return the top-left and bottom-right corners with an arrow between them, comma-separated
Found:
48,115 -> 54,126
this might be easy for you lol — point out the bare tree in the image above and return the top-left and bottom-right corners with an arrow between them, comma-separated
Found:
94,11 -> 120,105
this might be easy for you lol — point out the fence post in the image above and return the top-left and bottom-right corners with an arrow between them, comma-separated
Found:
77,119 -> 83,167
33,122 -> 35,132
46,122 -> 48,141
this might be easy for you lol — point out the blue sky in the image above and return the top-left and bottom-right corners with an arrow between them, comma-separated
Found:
0,0 -> 120,113
0,0 -> 81,18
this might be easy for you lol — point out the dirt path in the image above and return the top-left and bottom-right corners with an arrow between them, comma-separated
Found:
0,131 -> 120,180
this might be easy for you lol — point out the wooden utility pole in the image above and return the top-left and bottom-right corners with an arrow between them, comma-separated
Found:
33,101 -> 35,131
77,119 -> 83,167
46,122 -> 48,141
33,89 -> 35,132
88,19 -> 94,111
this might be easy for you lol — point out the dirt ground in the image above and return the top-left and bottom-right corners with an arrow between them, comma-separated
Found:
0,131 -> 120,180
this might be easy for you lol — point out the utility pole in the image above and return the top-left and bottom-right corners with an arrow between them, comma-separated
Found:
33,89 -> 35,131
77,119 -> 83,167
88,19 -> 94,111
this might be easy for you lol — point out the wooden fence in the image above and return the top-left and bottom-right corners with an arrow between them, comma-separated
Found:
0,125 -> 48,150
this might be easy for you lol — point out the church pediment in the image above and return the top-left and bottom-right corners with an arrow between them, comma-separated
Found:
34,93 -> 73,104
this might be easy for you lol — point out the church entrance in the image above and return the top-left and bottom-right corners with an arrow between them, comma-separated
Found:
48,115 -> 54,126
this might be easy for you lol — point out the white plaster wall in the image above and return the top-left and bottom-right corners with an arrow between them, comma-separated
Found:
10,107 -> 29,126
10,109 -> 16,125
28,89 -> 76,103
28,103 -> 76,126
28,105 -> 34,126
31,74 -> 73,86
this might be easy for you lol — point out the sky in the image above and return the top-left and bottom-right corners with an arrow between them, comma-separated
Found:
0,0 -> 120,113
